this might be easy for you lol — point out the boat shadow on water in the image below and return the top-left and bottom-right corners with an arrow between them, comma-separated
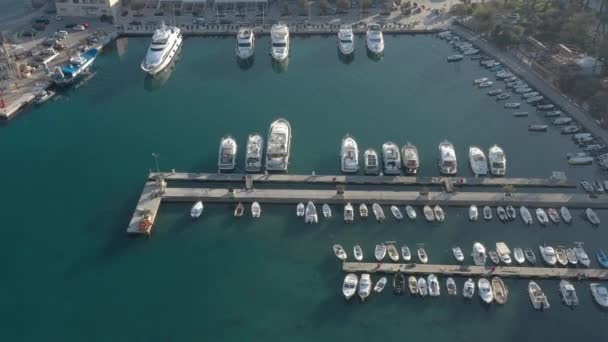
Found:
337,49 -> 354,65
236,55 -> 255,70
366,49 -> 383,62
271,58 -> 289,74
143,48 -> 182,92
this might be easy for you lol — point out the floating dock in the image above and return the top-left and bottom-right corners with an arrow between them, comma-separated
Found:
126,182 -> 162,235
342,262 -> 608,280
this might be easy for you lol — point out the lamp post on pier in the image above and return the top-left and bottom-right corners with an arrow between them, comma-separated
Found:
152,152 -> 160,174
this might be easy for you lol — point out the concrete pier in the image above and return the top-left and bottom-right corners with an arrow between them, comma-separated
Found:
342,262 -> 608,280
126,182 -> 162,235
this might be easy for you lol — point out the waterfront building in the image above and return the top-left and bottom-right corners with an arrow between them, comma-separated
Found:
55,0 -> 120,17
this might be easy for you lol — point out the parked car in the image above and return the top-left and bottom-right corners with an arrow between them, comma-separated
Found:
32,22 -> 47,31
35,17 -> 50,25
21,30 -> 36,37
65,23 -> 77,29
129,20 -> 142,26
72,25 -> 86,31
40,48 -> 56,56
55,15 -> 62,21
53,43 -> 66,51
81,22 -> 89,28
154,12 -> 164,16
193,17 -> 206,25
54,30 -> 69,38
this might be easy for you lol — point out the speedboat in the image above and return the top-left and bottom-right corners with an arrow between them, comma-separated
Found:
539,245 -> 557,265
363,149 -> 380,175
574,245 -> 591,267
418,278 -> 429,297
487,89 -> 503,96
478,81 -> 493,88
428,275 -> 440,297
483,206 -> 492,220
401,143 -> 420,174
190,201 -> 203,219
469,205 -> 478,221
391,205 -> 403,220
417,247 -> 429,264
528,124 -> 548,132
497,206 -> 508,222
358,274 -> 372,301
496,242 -> 512,265
354,245 -> 363,261
387,245 -> 399,262
382,142 -> 401,174
408,276 -> 418,295
520,206 -> 533,224
566,248 -> 578,266
251,202 -> 261,218
434,205 -> 445,222
438,140 -> 457,175
524,248 -> 537,264
547,208 -> 560,224
536,208 -> 549,226
590,283 -> 608,307
452,246 -> 464,262
341,135 -> 359,173
337,25 -> 354,55
560,207 -> 572,223
528,281 -> 550,310
245,134 -> 264,172
463,279 -> 475,299
374,276 -> 387,293
506,206 -> 516,220
234,202 -> 244,217
296,203 -> 305,217
405,205 -> 417,220
468,146 -> 488,176
235,27 -> 255,60
513,248 -> 525,264
491,277 -> 508,304
504,102 -> 521,109
342,273 -> 358,300
446,278 -> 457,296
53,47 -> 99,86
344,203 -> 354,223
34,89 -> 55,104
478,278 -> 493,304
305,201 -> 318,224
333,244 -> 347,260
322,204 -> 332,218
270,23 -> 289,62
488,145 -> 506,175
401,245 -> 412,261
359,203 -> 369,219
265,118 -> 291,172
447,54 -> 463,62
372,203 -> 385,222
218,136 -> 237,171
423,206 -> 435,222
489,250 -> 500,264
393,272 -> 406,294
472,242 -> 487,266
141,23 -> 183,75
366,24 -> 384,55
375,244 -> 387,261
555,247 -> 568,266
474,77 -> 488,84
597,249 -> 608,268
586,208 -> 600,226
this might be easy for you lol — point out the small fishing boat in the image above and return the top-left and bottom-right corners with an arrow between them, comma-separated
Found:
401,245 -> 412,261
305,201 -> 318,224
359,203 -> 369,219
586,208 -> 600,226
483,206 -> 492,220
434,205 -> 445,222
245,134 -> 264,172
438,140 -> 457,175
401,143 -> 420,174
472,242 -> 487,266
333,244 -> 347,260
545,110 -> 562,117
590,283 -> 608,307
568,156 -> 594,165
375,244 -> 387,261
561,125 -> 581,134
513,111 -> 529,117
491,277 -> 508,304
513,248 -> 525,264
452,246 -> 464,262
597,249 -> 608,268
528,124 -> 548,132
474,77 -> 488,84
497,207 -> 508,222
34,89 -> 55,104
358,274 -> 372,301
391,205 -> 403,220
547,208 -> 560,224
468,146 -> 488,175
428,275 -> 440,297
251,201 -> 261,218
417,277 -> 428,297
504,102 -> 520,109
478,278 -> 493,304
218,136 -> 237,171
372,203 -> 385,222
463,278 -> 475,299
363,149 -> 380,175
496,242 -> 512,265
566,248 -> 578,266
423,206 -> 435,222
344,203 -> 354,223
559,280 -> 579,307
520,206 -> 533,225
539,245 -> 556,265
574,245 -> 591,267
536,208 -> 549,226
555,247 -> 568,266
496,93 -> 511,101
506,206 -> 516,220
382,142 -> 401,174
374,276 -> 387,293
341,135 -> 359,173
553,117 -> 573,125
560,207 -> 572,224
446,277 -> 457,296
354,245 -> 363,261
387,245 -> 399,262
322,204 -> 332,218
447,54 -> 463,62
234,202 -> 244,217
393,272 -> 405,295
469,205 -> 478,221
342,273 -> 358,300
524,248 -> 537,264
405,205 -> 417,220
418,247 -> 429,264
296,203 -> 305,217
190,201 -> 203,219
489,250 -> 500,264
479,81 -> 493,88
408,276 -> 418,295
528,281 -> 550,310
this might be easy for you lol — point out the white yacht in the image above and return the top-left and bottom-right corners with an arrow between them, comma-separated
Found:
342,273 -> 358,300
245,134 -> 264,172
539,245 -> 557,265
270,23 -> 289,62
488,145 -> 507,176
472,242 -> 487,266
382,142 -> 401,174
468,146 -> 488,176
265,119 -> 291,172
235,27 -> 255,60
366,24 -> 384,55
141,23 -> 183,75
337,25 -> 354,55
529,281 -> 550,310
401,143 -> 419,174
478,278 -> 494,304
218,136 -> 237,171
363,149 -> 380,175
590,283 -> 608,307
341,135 -> 359,173
305,201 -> 318,224
438,140 -> 457,175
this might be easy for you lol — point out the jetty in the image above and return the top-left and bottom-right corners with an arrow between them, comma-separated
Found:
126,181 -> 163,235
342,262 -> 608,280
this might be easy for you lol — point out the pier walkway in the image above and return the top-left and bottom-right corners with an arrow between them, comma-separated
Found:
343,262 -> 608,280
126,182 -> 162,235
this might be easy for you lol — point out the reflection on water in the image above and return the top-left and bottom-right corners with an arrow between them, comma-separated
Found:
367,49 -> 384,62
143,48 -> 182,92
271,58 -> 289,73
337,49 -> 354,65
236,55 -> 255,70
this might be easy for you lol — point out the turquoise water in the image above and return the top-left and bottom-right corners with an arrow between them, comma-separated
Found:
0,0 -> 29,21
1,35 -> 608,341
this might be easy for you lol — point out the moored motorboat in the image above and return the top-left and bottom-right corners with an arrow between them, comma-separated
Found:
391,205 -> 403,220
520,206 -> 533,225
590,283 -> 608,307
341,135 -> 359,173
333,244 -> 347,260
387,244 -> 399,262
574,245 -> 591,267
236,27 -> 255,60
245,134 -> 264,172
372,203 -> 385,222
423,205 -> 435,222
434,205 -> 445,222
447,277 -> 457,296
34,89 -> 55,104
513,248 -> 525,264
265,119 -> 291,172
344,203 -> 354,223
408,276 -> 418,295
190,201 -> 203,219
363,149 -> 380,175
506,206 -> 516,220
417,247 -> 429,264
547,208 -> 560,224
358,273 -> 372,301
597,249 -> 608,268
428,274 -> 440,297
474,77 -> 488,84
366,24 -> 384,55
491,277 -> 508,304
382,142 -> 401,174
488,144 -> 506,175
140,23 -> 183,75
489,250 -> 500,264
270,23 -> 290,62
560,206 -> 572,223
496,242 -> 512,265
342,273 -> 358,300
218,136 -> 237,171
401,143 -> 420,174
469,205 -> 478,221
354,245 -> 363,261
297,203 -> 305,217
566,248 -> 578,266
337,24 -> 355,55
305,201 -> 318,224
472,242 -> 487,266
359,203 -> 369,219
463,278 -> 475,299
497,206 -> 508,222
559,280 -> 579,307
438,140 -> 457,175
374,276 -> 387,293
536,208 -> 549,226
251,201 -> 261,218
528,124 -> 548,132
453,246 -> 464,262
478,278 -> 493,304
528,281 -> 550,310
401,245 -> 412,261
555,247 -> 568,266
393,272 -> 405,295
586,208 -> 600,226
405,205 -> 417,220
524,248 -> 537,264
375,244 -> 387,261
504,102 -> 521,109
483,206 -> 492,220
468,146 -> 488,176
418,277 -> 428,296
539,245 -> 557,265
234,202 -> 244,217
323,204 -> 332,218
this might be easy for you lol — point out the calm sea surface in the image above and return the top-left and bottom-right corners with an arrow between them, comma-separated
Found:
1,35 -> 607,341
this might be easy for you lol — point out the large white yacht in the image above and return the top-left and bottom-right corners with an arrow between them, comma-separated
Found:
366,24 -> 384,54
265,119 -> 291,172
488,144 -> 507,176
382,142 -> 401,174
270,23 -> 290,62
236,27 -> 255,60
337,25 -> 354,55
341,135 -> 359,173
218,136 -> 237,171
468,146 -> 488,176
245,133 -> 263,172
438,140 -> 457,175
141,23 -> 183,75
401,143 -> 419,174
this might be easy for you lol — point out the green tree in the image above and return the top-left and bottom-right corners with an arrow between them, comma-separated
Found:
298,0 -> 309,15
319,0 -> 330,14
130,0 -> 145,11
492,24 -> 524,47
336,0 -> 350,11
472,6 -> 496,33
560,12 -> 594,50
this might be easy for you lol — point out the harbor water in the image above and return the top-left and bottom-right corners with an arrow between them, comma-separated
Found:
1,35 -> 608,340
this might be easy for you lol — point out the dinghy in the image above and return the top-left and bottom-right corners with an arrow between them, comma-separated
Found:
492,277 -> 508,304
358,274 -> 372,301
463,278 -> 475,299
393,272 -> 405,295
597,249 -> 608,268
401,245 -> 412,261
190,201 -> 203,219
489,250 -> 500,264
513,248 -> 525,264
524,248 -> 537,264
558,206 -> 571,224
423,206 -> 435,222
342,273 -> 358,300
372,203 -> 385,222
446,277 -> 457,296
555,247 -> 568,266
374,276 -> 387,293
417,247 -> 429,264
353,245 -> 363,261
408,276 -> 418,295
405,205 -> 417,220
506,206 -> 516,220
417,278 -> 428,297
547,208 -> 560,224
586,208 -> 600,226
391,205 -> 404,220
322,204 -> 332,218
359,203 -> 369,219
251,201 -> 261,218
520,206 -> 533,224
566,248 -> 578,265
483,206 -> 492,220
428,274 -> 440,297
478,278 -> 494,304
434,205 -> 445,222
452,246 -> 465,262
387,244 -> 399,262
375,244 -> 387,261
536,208 -> 549,226
497,206 -> 508,222
234,202 -> 244,217
296,202 -> 305,217
469,205 -> 478,221
333,244 -> 347,260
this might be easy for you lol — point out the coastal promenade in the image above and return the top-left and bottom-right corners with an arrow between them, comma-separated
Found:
342,262 -> 608,280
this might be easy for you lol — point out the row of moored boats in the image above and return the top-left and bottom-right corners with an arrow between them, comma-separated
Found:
468,204 -> 600,226
300,203 -> 445,223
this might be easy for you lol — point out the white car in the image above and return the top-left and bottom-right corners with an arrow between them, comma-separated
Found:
41,48 -> 56,56
72,25 -> 86,32
55,16 -> 62,21
54,30 -> 68,38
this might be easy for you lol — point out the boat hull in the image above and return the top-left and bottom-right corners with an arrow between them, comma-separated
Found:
141,33 -> 183,76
